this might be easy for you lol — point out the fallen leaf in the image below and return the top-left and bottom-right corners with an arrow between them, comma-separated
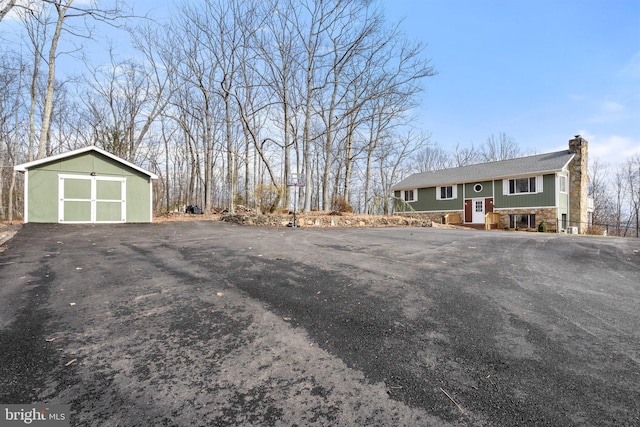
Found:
69,302 -> 76,306
216,292 -> 224,297
75,267 -> 82,270
45,337 -> 57,342
64,359 -> 77,367
283,317 -> 291,321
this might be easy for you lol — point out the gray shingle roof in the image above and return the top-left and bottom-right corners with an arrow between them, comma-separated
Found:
392,150 -> 574,191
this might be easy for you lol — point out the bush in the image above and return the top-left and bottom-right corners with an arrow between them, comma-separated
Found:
537,221 -> 547,232
254,184 -> 282,214
331,195 -> 353,214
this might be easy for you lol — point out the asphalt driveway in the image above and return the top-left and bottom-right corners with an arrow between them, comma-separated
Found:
1,222 -> 639,426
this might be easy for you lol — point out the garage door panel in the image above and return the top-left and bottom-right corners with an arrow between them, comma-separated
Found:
63,201 -> 92,222
64,178 -> 91,199
96,180 -> 122,200
96,202 -> 123,222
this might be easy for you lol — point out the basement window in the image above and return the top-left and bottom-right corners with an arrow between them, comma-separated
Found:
509,214 -> 536,229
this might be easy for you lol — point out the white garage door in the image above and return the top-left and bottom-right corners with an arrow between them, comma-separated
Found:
59,174 -> 126,223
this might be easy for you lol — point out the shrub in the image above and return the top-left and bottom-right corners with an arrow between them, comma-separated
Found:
331,195 -> 353,214
254,184 -> 282,214
537,221 -> 547,232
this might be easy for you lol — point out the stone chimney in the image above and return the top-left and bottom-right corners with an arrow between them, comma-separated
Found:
568,135 -> 589,233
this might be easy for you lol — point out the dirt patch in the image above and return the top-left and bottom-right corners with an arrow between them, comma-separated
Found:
0,222 -> 22,251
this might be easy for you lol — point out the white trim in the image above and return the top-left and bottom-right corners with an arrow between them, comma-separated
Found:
436,185 -> 457,200
401,209 -> 465,214
471,198 -> 485,223
504,175 -> 543,195
401,189 -> 417,202
15,145 -> 158,179
23,171 -> 29,223
558,174 -> 568,193
494,206 -> 557,211
149,179 -> 154,222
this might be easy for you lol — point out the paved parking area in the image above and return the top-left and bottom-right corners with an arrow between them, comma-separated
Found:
1,222 -> 639,426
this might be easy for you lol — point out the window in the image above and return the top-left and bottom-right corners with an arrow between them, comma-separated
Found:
505,176 -> 541,195
473,183 -> 483,193
436,185 -> 457,200
403,189 -> 416,202
441,186 -> 452,199
559,175 -> 567,193
562,214 -> 567,230
509,214 -> 536,229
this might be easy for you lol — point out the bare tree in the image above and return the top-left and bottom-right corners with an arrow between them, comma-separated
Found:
5,1 -> 133,159
376,131 -> 426,213
612,166 -> 628,236
480,132 -> 521,162
588,158 -> 613,229
0,52 -> 23,221
0,0 -> 17,22
414,140 -> 449,172
626,155 -> 640,237
452,143 -> 479,167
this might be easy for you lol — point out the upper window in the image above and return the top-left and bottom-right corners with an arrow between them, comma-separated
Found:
436,185 -> 457,200
403,189 -> 416,202
473,183 -> 483,193
559,175 -> 567,193
506,176 -> 541,195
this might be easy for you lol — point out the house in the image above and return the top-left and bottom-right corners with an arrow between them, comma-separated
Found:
391,135 -> 592,233
14,146 -> 158,224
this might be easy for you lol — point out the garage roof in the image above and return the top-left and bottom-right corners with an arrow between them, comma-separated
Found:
14,145 -> 159,179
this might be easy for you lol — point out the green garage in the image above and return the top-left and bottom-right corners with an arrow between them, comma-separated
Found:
14,146 -> 158,223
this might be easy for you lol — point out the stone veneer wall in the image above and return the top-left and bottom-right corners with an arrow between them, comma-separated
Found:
568,136 -> 589,233
495,208 -> 559,231
414,211 -> 465,224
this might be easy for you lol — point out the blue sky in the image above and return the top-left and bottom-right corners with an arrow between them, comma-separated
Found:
384,0 -> 640,165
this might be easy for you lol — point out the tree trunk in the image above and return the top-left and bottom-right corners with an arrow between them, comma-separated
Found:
37,0 -> 73,159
